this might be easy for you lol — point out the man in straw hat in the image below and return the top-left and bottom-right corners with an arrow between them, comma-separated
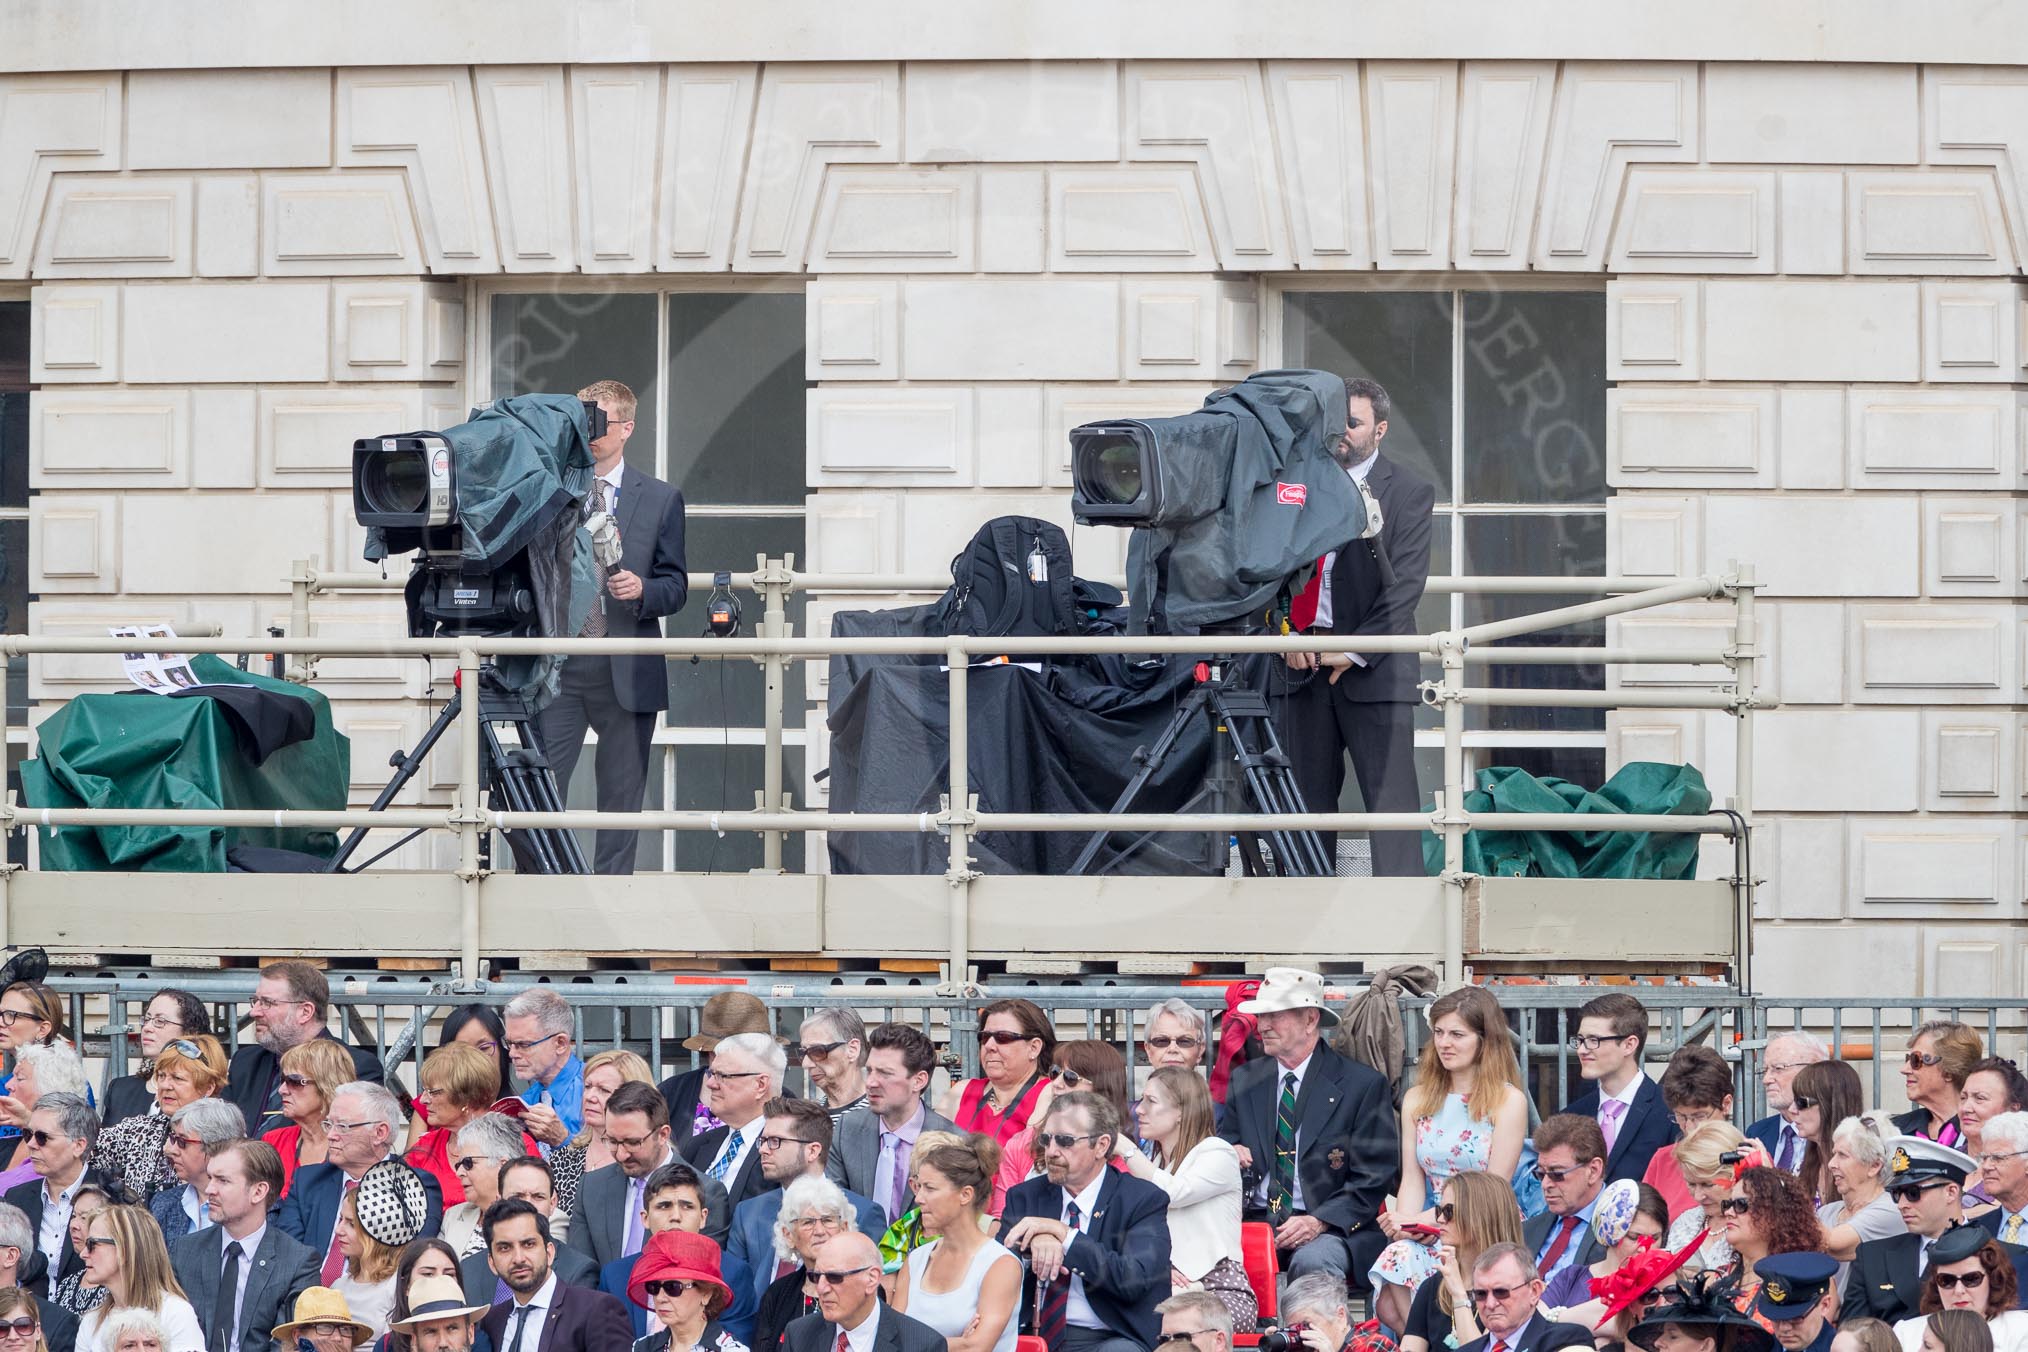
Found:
1217,967 -> 1398,1283
272,1286 -> 376,1352
658,993 -> 781,1141
391,1275 -> 491,1352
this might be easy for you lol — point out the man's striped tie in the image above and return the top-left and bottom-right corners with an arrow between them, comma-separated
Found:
1037,1199 -> 1080,1350
1270,1071 -> 1298,1221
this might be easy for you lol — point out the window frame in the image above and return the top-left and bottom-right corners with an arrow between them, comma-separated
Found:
1263,274 -> 1612,775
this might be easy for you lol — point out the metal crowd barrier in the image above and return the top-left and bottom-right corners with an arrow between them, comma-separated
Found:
0,559 -> 1766,990
47,975 -> 2027,1124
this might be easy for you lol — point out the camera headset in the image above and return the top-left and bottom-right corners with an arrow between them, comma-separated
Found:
688,571 -> 741,666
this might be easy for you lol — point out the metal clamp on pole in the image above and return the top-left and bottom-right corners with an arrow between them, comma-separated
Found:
286,557 -> 316,685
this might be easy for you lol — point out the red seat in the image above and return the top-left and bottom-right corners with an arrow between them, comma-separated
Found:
1231,1219 -> 1279,1346
1018,1338 -> 1048,1352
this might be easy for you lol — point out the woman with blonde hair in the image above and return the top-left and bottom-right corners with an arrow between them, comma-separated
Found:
1398,1169 -> 1527,1352
403,1042 -> 535,1206
262,1035 -> 357,1196
1668,1119 -> 1748,1273
1114,1067 -> 1254,1330
548,1048 -> 654,1217
90,1037 -> 229,1205
332,1187 -> 406,1338
1383,987 -> 1528,1237
0,1286 -> 50,1352
76,1204 -> 204,1352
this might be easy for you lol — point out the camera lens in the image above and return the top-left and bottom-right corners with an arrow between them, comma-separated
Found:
1075,432 -> 1145,506
361,448 -> 431,516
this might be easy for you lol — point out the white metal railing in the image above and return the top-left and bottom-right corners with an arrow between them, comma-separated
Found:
0,558 -> 1765,989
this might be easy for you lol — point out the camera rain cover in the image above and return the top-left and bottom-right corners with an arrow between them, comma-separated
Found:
1125,368 -> 1370,632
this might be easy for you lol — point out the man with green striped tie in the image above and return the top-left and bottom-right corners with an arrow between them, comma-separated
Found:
1218,969 -> 1399,1284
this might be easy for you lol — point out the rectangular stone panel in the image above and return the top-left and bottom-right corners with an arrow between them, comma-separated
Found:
1703,280 -> 1919,382
1752,710 -> 1920,812
1608,495 -> 1700,578
262,172 -> 424,275
474,66 -> 573,271
1704,64 -> 1919,164
1703,495 -> 1919,597
904,61 -> 1119,162
1366,61 -> 1457,268
31,388 -> 187,487
1608,386 -> 1773,487
1266,62 -> 1370,269
128,70 -> 333,169
1753,923 -> 1916,1000
29,494 -> 118,593
1779,170 -> 1846,275
978,169 -> 1045,273
805,493 -> 900,576
1608,169 -> 1775,273
1773,602 -> 1846,705
331,282 -> 464,382
807,387 -> 976,486
806,279 -> 898,381
195,176 -> 259,277
1854,605 -> 2011,703
190,387 -> 257,489
122,281 -> 329,383
570,65 -> 660,272
1848,387 -> 2017,487
810,170 -> 975,271
1926,498 -> 2015,596
976,385 -> 1045,488
1849,171 -> 2014,275
259,387 -> 426,488
119,492 -> 331,595
29,284 -> 118,382
1925,710 -> 2015,811
1921,280 -> 2023,381
903,279 -> 1119,381
1607,280 -> 1699,379
1453,62 -> 1554,269
1048,168 -> 1215,271
1852,818 -> 2014,915
1776,387 -> 1845,490
1767,817 -> 1846,921
34,176 -> 191,279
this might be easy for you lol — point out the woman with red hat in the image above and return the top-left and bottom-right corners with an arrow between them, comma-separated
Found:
628,1229 -> 748,1352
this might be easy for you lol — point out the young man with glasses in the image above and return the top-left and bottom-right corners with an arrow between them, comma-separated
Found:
728,1099 -> 885,1312
680,1034 -> 785,1211
1453,1243 -> 1590,1352
2,1094 -> 100,1299
781,1231 -> 946,1352
829,1023 -> 958,1226
503,988 -> 584,1154
564,1082 -> 675,1270
1001,1090 -> 1172,1352
1745,1033 -> 1828,1172
1519,1115 -> 1609,1287
275,1082 -> 444,1280
1843,1136 -> 1986,1323
224,961 -> 383,1136
1558,992 -> 1674,1186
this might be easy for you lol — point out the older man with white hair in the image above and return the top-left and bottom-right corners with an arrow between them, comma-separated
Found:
1747,1031 -> 1828,1172
1976,1110 -> 2028,1245
680,1032 -> 785,1210
275,1080 -> 443,1280
504,986 -> 583,1151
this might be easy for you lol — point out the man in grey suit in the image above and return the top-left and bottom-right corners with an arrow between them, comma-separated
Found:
565,1082 -> 693,1269
533,377 -> 690,875
172,1141 -> 321,1352
826,1024 -> 957,1223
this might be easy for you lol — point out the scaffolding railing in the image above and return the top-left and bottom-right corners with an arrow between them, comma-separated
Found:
0,558 -> 1765,990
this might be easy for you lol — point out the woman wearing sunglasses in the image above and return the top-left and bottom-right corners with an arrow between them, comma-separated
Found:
0,1286 -> 47,1352
99,989 -> 209,1132
89,1036 -> 227,1206
403,1043 -> 538,1208
991,1041 -> 1128,1216
1718,1165 -> 1824,1329
628,1227 -> 747,1352
1667,1122 -> 1749,1277
1788,1062 -> 1866,1206
1890,1225 -> 2027,1352
52,1186 -> 112,1318
1894,1024 -> 1984,1148
1113,1067 -> 1255,1331
262,1036 -> 356,1198
1398,1169 -> 1525,1352
938,999 -> 1056,1151
76,1203 -> 205,1352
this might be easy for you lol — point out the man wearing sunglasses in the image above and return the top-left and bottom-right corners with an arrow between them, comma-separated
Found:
781,1231 -> 946,1352
830,1024 -> 958,1225
728,1099 -> 885,1312
2,1094 -> 101,1300
1001,1090 -> 1171,1352
1520,1116 -> 1609,1286
1843,1136 -> 2004,1323
0,1201 -> 78,1352
224,961 -> 384,1136
1452,1243 -> 1590,1352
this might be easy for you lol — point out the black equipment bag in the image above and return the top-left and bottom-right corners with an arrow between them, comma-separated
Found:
934,516 -> 1078,637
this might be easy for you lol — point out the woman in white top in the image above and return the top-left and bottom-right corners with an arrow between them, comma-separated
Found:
75,1204 -> 205,1352
1891,1228 -> 2028,1352
893,1134 -> 1022,1352
1114,1067 -> 1255,1332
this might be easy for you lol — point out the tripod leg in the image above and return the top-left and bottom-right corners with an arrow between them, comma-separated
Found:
325,689 -> 464,873
1067,685 -> 1215,877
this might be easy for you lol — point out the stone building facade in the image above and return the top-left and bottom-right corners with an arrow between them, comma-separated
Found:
1,8 -> 2023,994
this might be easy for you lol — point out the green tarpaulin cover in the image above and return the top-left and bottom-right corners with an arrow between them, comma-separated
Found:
19,656 -> 350,872
1420,761 -> 1711,880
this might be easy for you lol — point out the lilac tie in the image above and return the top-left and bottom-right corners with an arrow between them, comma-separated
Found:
1776,1125 -> 1798,1172
623,1176 -> 646,1256
883,1131 -> 908,1218
1599,1099 -> 1626,1155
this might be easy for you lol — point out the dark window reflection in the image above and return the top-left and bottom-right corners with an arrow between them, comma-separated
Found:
489,293 -> 660,478
1460,513 -> 1607,734
666,293 -> 806,507
1281,291 -> 1454,501
1459,292 -> 1607,505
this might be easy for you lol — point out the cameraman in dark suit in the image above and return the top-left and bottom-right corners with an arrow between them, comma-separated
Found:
1275,377 -> 1436,877
534,379 -> 689,875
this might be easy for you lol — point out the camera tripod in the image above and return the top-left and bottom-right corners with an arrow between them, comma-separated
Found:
324,663 -> 588,875
1067,656 -> 1334,879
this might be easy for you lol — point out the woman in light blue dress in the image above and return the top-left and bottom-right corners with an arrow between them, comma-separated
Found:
1382,986 -> 1532,1236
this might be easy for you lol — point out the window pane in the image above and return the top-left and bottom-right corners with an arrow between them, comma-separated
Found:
1480,745 -> 1606,789
1,302 -> 27,506
1459,291 -> 1607,504
672,745 -> 806,872
541,745 -> 668,873
1281,291 -> 1454,501
664,516 -> 807,726
666,293 -> 806,507
1460,514 -> 1606,732
488,293 -> 660,478
0,518 -> 21,724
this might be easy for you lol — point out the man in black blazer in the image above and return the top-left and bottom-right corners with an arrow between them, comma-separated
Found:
172,1142 -> 321,1352
275,1083 -> 443,1276
2,1095 -> 103,1299
223,961 -> 384,1134
1844,1138 -> 2028,1322
532,378 -> 689,876
1557,992 -> 1675,1186
1217,969 -> 1397,1284
1454,1243 -> 1592,1352
678,1034 -> 783,1214
1001,1090 -> 1171,1352
477,1201 -> 635,1352
0,1207 -> 78,1352
1520,1117 -> 1610,1288
1272,377 -> 1436,877
783,1232 -> 949,1352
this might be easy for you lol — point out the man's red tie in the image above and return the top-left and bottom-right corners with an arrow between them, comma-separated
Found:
835,1333 -> 849,1352
1037,1200 -> 1080,1351
1288,555 -> 1329,631
1538,1213 -> 1581,1272
1490,1341 -> 1508,1352
319,1179 -> 359,1285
